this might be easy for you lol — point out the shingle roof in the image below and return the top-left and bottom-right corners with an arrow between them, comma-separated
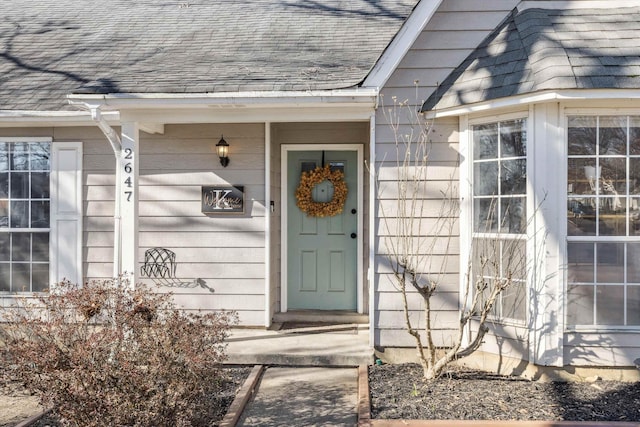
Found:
422,7 -> 640,112
1,0 -> 418,111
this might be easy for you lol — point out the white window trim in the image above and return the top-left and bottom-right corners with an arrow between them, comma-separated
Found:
462,112 -> 531,327
561,107 -> 640,332
0,137 -> 53,293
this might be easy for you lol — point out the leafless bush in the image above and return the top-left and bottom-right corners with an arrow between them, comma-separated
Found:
376,95 -> 528,380
0,278 -> 236,427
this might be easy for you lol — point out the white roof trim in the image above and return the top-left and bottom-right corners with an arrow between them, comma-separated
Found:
424,89 -> 640,118
0,110 -> 119,126
67,89 -> 378,110
362,0 -> 443,90
518,1 -> 640,11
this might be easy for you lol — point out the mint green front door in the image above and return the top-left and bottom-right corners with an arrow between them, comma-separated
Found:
287,150 -> 358,310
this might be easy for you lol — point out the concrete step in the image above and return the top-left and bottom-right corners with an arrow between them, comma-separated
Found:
224,324 -> 373,367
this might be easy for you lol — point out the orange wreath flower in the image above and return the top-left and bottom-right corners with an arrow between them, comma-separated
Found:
295,165 -> 348,217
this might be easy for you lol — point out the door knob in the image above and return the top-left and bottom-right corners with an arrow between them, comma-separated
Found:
351,208 -> 357,214
350,233 -> 357,239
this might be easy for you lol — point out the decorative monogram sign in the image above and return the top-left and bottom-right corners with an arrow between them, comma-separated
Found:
201,186 -> 244,214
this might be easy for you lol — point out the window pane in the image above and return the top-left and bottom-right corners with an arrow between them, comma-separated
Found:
627,286 -> 640,325
631,198 -> 640,235
567,197 -> 596,236
502,239 -> 526,280
601,157 -> 626,194
30,172 -> 49,199
473,123 -> 498,160
11,263 -> 30,292
567,242 -> 594,283
502,280 -> 526,321
31,201 -> 49,228
596,242 -> 624,283
474,161 -> 498,196
0,234 -> 8,261
500,119 -> 526,158
31,264 -> 49,292
567,285 -> 594,325
0,263 -> 9,292
12,233 -> 30,262
10,143 -> 28,171
599,116 -> 627,156
30,143 -> 50,171
568,116 -> 597,155
500,197 -> 526,233
500,159 -> 526,195
630,158 -> 640,195
474,198 -> 497,232
10,172 -> 29,199
628,243 -> 640,283
10,201 -> 28,228
568,158 -> 597,195
0,200 -> 7,228
598,197 -> 626,236
0,143 -> 8,171
630,117 -> 640,155
32,233 -> 49,262
0,172 -> 7,198
596,285 -> 624,325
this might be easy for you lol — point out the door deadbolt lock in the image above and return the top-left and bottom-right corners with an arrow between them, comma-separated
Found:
350,233 -> 357,239
351,208 -> 357,214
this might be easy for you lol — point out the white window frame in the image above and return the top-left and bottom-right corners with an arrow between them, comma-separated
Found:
0,139 -> 84,295
461,111 -> 531,327
563,107 -> 640,332
0,137 -> 53,293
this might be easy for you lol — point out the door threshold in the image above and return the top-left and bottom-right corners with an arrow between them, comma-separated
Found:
273,310 -> 368,325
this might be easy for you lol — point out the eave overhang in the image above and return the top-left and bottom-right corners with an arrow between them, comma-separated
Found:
423,89 -> 640,119
0,110 -> 120,127
67,89 -> 379,124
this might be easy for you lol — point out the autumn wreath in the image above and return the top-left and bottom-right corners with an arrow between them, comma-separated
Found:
295,164 -> 348,217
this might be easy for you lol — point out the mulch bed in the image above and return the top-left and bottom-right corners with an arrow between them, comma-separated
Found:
30,366 -> 252,427
369,363 -> 640,422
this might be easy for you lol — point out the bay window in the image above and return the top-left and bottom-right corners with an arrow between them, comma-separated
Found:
471,118 -> 528,322
567,115 -> 640,327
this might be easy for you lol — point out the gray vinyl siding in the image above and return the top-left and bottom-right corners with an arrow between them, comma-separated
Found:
136,124 -> 266,326
374,0 -> 519,348
0,124 -> 267,326
564,332 -> 640,366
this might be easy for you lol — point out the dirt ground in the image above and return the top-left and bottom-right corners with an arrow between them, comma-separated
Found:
369,363 -> 640,422
0,367 -> 250,427
0,381 -> 43,427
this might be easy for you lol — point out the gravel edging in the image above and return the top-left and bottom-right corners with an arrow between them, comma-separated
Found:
361,363 -> 640,427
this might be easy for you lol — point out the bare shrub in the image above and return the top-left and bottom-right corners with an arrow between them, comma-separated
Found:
0,278 -> 236,427
376,95 -> 529,380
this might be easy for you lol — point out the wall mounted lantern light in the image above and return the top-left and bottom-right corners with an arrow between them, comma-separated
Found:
216,135 -> 230,167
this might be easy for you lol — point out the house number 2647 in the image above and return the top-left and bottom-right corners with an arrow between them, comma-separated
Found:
123,148 -> 133,202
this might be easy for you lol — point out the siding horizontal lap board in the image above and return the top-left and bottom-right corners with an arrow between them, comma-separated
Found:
564,332 -> 640,366
374,1 -> 518,348
72,123 -> 268,325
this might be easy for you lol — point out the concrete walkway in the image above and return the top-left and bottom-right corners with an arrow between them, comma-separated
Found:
225,323 -> 372,366
237,367 -> 358,427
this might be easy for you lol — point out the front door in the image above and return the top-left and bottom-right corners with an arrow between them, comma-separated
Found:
286,150 -> 358,310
